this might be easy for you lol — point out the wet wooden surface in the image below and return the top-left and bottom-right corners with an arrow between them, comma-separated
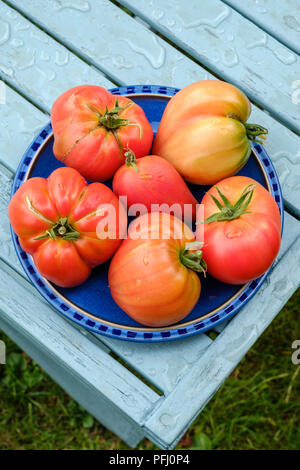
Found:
0,0 -> 299,449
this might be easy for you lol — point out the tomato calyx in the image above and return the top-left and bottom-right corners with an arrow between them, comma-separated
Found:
34,217 -> 80,242
244,123 -> 268,144
227,113 -> 268,144
124,147 -> 138,172
180,241 -> 207,275
99,99 -> 130,131
200,184 -> 256,224
89,98 -> 142,153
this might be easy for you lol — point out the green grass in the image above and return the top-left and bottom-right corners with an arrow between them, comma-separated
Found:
0,288 -> 299,450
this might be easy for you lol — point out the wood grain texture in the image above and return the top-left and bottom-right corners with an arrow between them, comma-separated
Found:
0,0 -> 299,449
0,141 -> 298,398
222,0 -> 300,55
0,86 -> 48,171
0,260 -> 161,443
0,157 -> 214,396
5,0 -> 300,217
0,1 -> 113,112
144,224 -> 300,448
100,333 -> 213,395
1,88 -> 297,444
0,164 -> 21,272
118,0 -> 300,133
1,166 -> 299,449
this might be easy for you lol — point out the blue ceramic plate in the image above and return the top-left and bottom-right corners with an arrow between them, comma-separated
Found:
10,85 -> 284,343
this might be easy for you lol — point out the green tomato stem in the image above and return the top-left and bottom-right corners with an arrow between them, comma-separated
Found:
244,123 -> 268,143
124,147 -> 138,171
34,218 -> 80,242
98,98 -> 129,131
227,113 -> 268,144
180,242 -> 207,275
199,184 -> 256,224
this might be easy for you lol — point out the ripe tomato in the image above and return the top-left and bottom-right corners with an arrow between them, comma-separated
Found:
196,176 -> 281,284
153,80 -> 268,185
108,212 -> 206,327
112,149 -> 198,221
51,85 -> 153,182
9,167 -> 127,287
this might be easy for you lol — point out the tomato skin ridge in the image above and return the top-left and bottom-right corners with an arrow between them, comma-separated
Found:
108,213 -> 203,327
153,80 -> 267,185
51,85 -> 153,182
8,167 -> 127,288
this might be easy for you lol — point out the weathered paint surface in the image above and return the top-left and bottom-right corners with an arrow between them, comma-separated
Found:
0,0 -> 299,449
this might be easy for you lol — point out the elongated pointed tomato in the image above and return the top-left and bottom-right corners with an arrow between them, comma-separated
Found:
51,85 -> 153,182
196,176 -> 281,284
113,150 -> 198,221
9,167 -> 127,287
153,80 -> 268,185
108,213 -> 206,327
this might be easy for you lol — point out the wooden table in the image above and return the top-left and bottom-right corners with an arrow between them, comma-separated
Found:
0,0 -> 299,449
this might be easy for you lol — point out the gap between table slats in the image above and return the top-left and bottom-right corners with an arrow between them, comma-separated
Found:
221,0 -> 300,56
1,81 -> 295,448
1,139 -> 299,398
115,0 -> 300,134
2,0 -> 300,218
143,232 -> 300,448
0,92 -> 214,396
0,0 -> 298,394
0,258 -> 163,446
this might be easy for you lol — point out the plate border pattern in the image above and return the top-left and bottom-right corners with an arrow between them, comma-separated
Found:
10,85 -> 284,343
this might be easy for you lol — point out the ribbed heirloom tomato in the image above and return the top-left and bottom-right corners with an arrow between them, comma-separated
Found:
9,167 -> 127,287
153,80 -> 268,185
51,85 -> 153,182
196,176 -> 281,285
108,213 -> 207,327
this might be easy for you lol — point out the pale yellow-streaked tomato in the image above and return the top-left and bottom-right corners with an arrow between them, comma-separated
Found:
153,80 -> 268,185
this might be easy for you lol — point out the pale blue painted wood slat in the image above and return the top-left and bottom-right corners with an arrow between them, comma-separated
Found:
5,0 -> 300,218
0,2 -> 113,113
145,227 -> 300,448
116,0 -> 300,134
0,3 -> 215,401
0,261 -> 161,447
222,0 -> 300,55
0,159 -> 214,398
0,0 -> 299,449
0,195 -> 299,450
0,145 -> 297,402
0,0 -> 297,384
0,86 -> 48,172
0,90 -> 214,399
100,334 -> 212,396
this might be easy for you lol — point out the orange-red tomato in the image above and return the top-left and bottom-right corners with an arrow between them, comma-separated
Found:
153,80 -> 267,185
108,213 -> 206,327
113,151 -> 198,221
51,85 -> 153,182
9,167 -> 127,287
196,176 -> 281,284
